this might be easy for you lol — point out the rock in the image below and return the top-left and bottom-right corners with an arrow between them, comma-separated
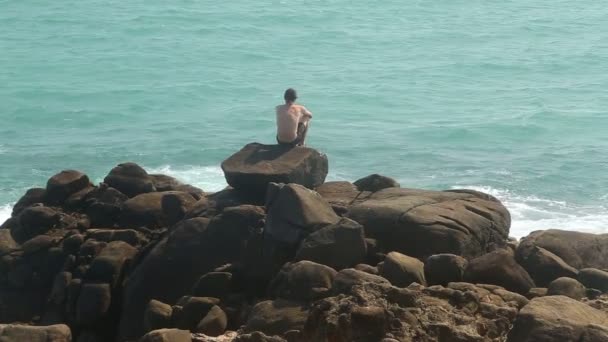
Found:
424,253 -> 468,286
76,331 -> 105,342
346,188 -> 511,259
0,324 -> 71,342
221,143 -> 328,198
526,287 -> 548,299
15,206 -> 59,242
578,268 -> 608,292
265,183 -> 338,245
85,241 -> 137,287
62,233 -> 85,255
78,239 -> 108,259
507,295 -> 608,341
243,299 -> 308,336
174,296 -> 220,330
65,186 -> 96,210
269,261 -> 337,301
0,229 -> 18,255
85,186 -> 128,227
295,217 -> 366,270
353,174 -> 400,192
150,174 -> 204,199
46,170 -> 90,204
518,229 -> 608,270
349,306 -> 388,341
546,277 -> 586,300
104,162 -> 156,198
121,191 -> 195,228
162,191 -> 197,225
49,271 -> 72,305
231,331 -> 284,342
86,229 -> 146,247
195,305 -> 228,336
12,187 -> 46,216
76,283 -> 112,325
379,252 -> 426,287
144,299 -> 173,333
515,244 -> 579,287
192,272 -> 233,299
139,329 -> 191,342
464,249 -> 535,294
354,264 -> 379,275
22,235 -> 54,255
332,268 -> 391,294
315,181 -> 371,213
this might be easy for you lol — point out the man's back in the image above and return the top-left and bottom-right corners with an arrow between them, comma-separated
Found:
276,104 -> 312,143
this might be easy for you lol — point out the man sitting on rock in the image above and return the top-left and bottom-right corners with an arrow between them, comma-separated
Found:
276,88 -> 313,146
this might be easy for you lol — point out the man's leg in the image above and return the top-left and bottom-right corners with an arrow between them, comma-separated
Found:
296,122 -> 309,146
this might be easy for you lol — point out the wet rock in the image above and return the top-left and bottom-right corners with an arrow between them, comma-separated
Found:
15,206 -> 59,242
104,162 -> 156,198
221,143 -> 328,198
464,249 -> 535,294
12,187 -> 46,216
269,260 -> 337,301
46,170 -> 90,204
347,188 -> 510,259
265,183 -> 338,245
578,268 -> 608,293
295,217 -> 366,270
507,295 -> 608,341
424,253 -> 468,286
547,277 -> 587,300
379,251 -> 426,287
195,305 -> 228,336
353,174 -> 400,192
139,329 -> 191,342
144,299 -> 173,333
76,283 -> 112,326
243,299 -> 308,336
0,324 -> 71,342
516,244 -> 579,287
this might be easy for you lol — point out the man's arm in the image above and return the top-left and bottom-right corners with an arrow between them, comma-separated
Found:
300,106 -> 313,120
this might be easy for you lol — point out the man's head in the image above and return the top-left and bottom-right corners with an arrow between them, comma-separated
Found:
284,88 -> 297,103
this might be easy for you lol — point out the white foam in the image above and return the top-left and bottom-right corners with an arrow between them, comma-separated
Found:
455,185 -> 608,239
0,203 -> 13,226
146,165 -> 227,192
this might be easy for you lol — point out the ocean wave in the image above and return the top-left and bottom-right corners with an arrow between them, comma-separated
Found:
146,165 -> 227,192
457,185 -> 608,239
0,204 -> 13,226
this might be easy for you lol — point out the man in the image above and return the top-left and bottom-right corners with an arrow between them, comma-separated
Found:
276,88 -> 313,146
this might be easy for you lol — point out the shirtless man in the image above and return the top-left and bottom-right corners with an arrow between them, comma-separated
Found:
276,88 -> 313,146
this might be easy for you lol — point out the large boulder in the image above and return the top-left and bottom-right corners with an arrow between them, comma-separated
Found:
546,277 -> 586,300
464,249 -> 535,294
507,296 -> 608,341
346,188 -> 510,259
268,261 -> 337,301
0,324 -> 71,341
379,252 -> 426,287
515,244 -> 579,287
85,241 -> 138,287
518,229 -> 608,270
353,174 -> 400,192
315,181 -> 371,214
221,143 -> 328,198
265,183 -> 338,245
578,268 -> 608,293
15,206 -> 60,242
120,191 -> 195,228
46,170 -> 90,204
424,253 -> 468,286
84,185 -> 128,227
12,188 -> 46,215
243,299 -> 308,336
295,217 -> 367,270
104,162 -> 156,198
143,300 -> 173,333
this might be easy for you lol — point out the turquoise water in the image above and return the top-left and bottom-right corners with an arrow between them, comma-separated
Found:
1,0 -> 607,237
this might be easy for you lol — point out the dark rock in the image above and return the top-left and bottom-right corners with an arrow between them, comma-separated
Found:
12,188 -> 46,216
346,188 -> 511,259
295,217 -> 366,270
120,191 -> 173,228
0,229 -> 18,255
233,332 -> 286,342
0,324 -> 71,341
244,299 -> 308,336
184,197 -> 210,219
578,268 -> 608,292
547,277 -> 587,300
518,229 -> 608,270
353,174 -> 400,192
144,299 -> 173,333
76,283 -> 112,325
221,143 -> 328,198
78,239 -> 108,259
150,174 -> 204,200
161,191 -> 197,225
46,170 -> 90,204
191,272 -> 233,299
424,253 -> 468,286
525,287 -> 548,299
195,305 -> 228,336
269,260 -> 337,301
139,329 -> 191,342
332,268 -> 390,294
516,243 -> 579,287
265,183 -> 338,245
349,306 -> 388,341
104,162 -> 156,198
507,295 -> 608,342
76,331 -> 105,342
85,241 -> 137,287
174,296 -> 219,330
464,249 -> 535,294
315,181 -> 371,211
379,251 -> 426,287
85,186 -> 128,227
22,235 -> 55,255
62,233 -> 85,255
86,229 -> 146,247
15,206 -> 59,242
49,271 -> 72,305
65,186 -> 96,210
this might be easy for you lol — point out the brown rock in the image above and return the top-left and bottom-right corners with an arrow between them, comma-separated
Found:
516,243 -> 579,287
424,253 -> 468,286
121,191 -> 195,228
104,162 -> 156,198
144,299 -> 173,333
76,283 -> 112,325
578,268 -> 608,293
12,188 -> 46,216
195,305 -> 228,336
0,324 -> 71,342
353,174 -> 400,192
547,277 -> 587,300
15,206 -> 59,242
85,241 -> 137,287
269,260 -> 337,301
332,268 -> 391,294
464,249 -> 535,294
46,170 -> 90,204
380,252 -> 426,287
244,299 -> 308,336
139,329 -> 191,342
192,272 -> 233,299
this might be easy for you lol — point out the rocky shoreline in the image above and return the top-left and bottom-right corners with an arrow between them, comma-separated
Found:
0,143 -> 607,341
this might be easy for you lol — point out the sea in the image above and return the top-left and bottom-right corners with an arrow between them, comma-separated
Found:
1,0 -> 607,239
